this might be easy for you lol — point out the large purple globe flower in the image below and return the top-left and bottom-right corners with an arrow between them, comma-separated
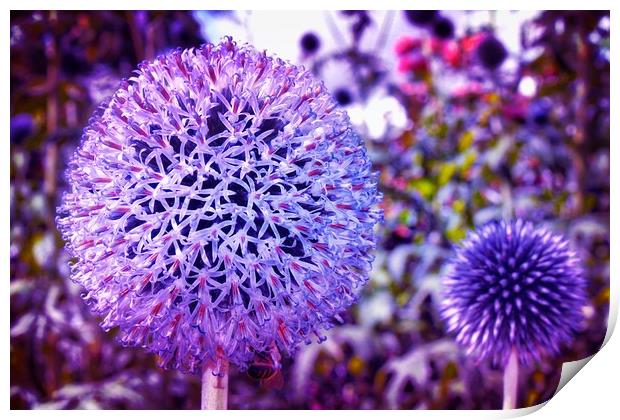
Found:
57,37 -> 382,374
440,219 -> 586,366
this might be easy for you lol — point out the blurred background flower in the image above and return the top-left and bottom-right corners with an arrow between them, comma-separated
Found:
10,10 -> 609,409
441,219 -> 587,366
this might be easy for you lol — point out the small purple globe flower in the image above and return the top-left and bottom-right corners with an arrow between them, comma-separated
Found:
440,219 -> 587,366
57,37 -> 382,374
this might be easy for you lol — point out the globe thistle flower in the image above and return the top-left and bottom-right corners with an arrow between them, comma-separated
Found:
403,10 -> 438,26
333,88 -> 353,106
300,32 -> 321,55
57,37 -> 382,377
432,16 -> 455,40
476,35 -> 508,70
440,219 -> 586,367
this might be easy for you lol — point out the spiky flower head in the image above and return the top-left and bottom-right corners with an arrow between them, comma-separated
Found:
440,219 -> 586,366
57,37 -> 382,374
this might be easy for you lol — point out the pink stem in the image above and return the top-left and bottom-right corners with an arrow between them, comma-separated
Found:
502,349 -> 519,410
201,359 -> 229,410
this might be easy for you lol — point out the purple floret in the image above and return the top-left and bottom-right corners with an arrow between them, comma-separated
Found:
56,37 -> 382,374
440,219 -> 587,366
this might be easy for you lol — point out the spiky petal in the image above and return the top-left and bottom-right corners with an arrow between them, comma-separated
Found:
440,219 -> 587,366
56,37 -> 382,374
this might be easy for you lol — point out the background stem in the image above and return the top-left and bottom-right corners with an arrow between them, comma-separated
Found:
201,360 -> 229,410
502,349 -> 519,410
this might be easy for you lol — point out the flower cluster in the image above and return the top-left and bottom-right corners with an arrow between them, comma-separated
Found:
394,28 -> 507,75
440,220 -> 587,366
57,37 -> 382,374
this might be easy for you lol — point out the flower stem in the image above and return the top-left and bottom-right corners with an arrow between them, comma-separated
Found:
201,359 -> 229,410
502,349 -> 519,410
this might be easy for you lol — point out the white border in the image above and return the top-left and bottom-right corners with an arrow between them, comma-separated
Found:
4,2 -> 617,418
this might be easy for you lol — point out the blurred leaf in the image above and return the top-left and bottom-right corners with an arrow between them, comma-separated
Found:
438,162 -> 457,186
458,131 -> 474,152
